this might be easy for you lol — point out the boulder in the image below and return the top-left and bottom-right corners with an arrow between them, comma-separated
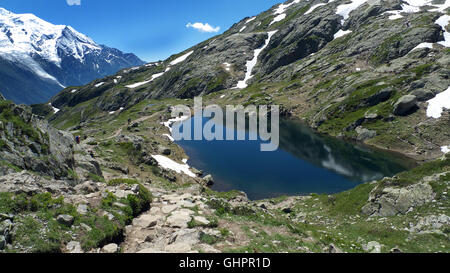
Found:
74,153 -> 103,177
364,88 -> 395,106
193,216 -> 210,226
0,219 -> 13,236
166,209 -> 194,228
102,243 -> 119,253
57,214 -> 74,227
362,182 -> 435,217
363,241 -> 382,253
77,204 -> 89,215
203,175 -> 214,186
411,89 -> 435,102
0,235 -> 6,250
74,181 -> 98,194
66,241 -> 83,253
157,145 -> 171,156
328,244 -> 343,253
356,126 -> 377,141
393,95 -> 418,116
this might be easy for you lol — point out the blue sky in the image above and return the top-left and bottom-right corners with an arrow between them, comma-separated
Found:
0,0 -> 284,62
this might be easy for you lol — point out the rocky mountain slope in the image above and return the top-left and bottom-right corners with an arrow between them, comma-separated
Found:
49,0 -> 449,161
0,0 -> 449,253
0,7 -> 144,104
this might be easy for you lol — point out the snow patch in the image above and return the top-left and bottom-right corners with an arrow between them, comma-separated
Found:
384,0 -> 449,20
426,87 -> 450,119
240,26 -> 247,32
270,14 -> 286,26
442,146 -> 450,154
246,17 -> 256,24
334,29 -> 352,39
274,0 -> 300,15
235,30 -> 278,89
161,115 -> 190,133
170,51 -> 194,65
94,82 -> 105,88
305,3 -> 327,15
125,72 -> 165,89
151,155 -> 196,177
70,89 -> 77,93
335,0 -> 368,24
163,134 -> 175,142
223,62 -> 232,71
436,15 -> 450,47
384,10 -> 404,20
269,0 -> 300,26
411,42 -> 434,51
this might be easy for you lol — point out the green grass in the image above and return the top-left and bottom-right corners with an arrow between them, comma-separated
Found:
0,181 -> 152,252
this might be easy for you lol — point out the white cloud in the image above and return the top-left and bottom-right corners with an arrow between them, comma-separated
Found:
66,0 -> 81,6
186,22 -> 220,33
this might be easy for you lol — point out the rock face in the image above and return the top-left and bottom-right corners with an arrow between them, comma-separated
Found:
0,171 -> 71,195
393,95 -> 418,116
0,101 -> 75,178
362,182 -> 435,217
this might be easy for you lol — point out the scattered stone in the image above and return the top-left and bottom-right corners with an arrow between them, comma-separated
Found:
130,184 -> 140,193
328,244 -> 343,253
67,241 -> 83,253
80,223 -> 92,232
77,204 -> 89,215
193,216 -> 210,226
390,247 -> 402,253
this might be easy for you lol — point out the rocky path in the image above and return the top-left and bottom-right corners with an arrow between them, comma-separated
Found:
121,186 -> 222,253
106,113 -> 160,140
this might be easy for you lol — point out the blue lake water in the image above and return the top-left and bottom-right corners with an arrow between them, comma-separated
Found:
175,117 -> 414,200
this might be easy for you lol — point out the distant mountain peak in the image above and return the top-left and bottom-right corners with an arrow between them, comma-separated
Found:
0,7 -> 144,104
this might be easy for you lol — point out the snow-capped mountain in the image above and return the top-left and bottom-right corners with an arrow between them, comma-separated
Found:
0,7 -> 144,104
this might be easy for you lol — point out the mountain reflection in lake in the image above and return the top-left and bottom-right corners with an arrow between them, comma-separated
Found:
174,117 -> 414,200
